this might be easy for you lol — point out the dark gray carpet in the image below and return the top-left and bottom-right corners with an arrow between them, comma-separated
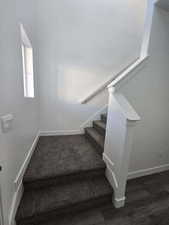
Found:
84,113 -> 106,155
85,127 -> 105,155
16,176 -> 112,223
24,135 -> 105,185
16,114 -> 113,225
93,120 -> 106,136
16,112 -> 169,225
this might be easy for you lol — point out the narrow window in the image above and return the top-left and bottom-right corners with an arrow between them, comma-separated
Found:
20,24 -> 35,98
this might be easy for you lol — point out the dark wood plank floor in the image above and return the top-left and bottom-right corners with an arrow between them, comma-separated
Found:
42,170 -> 169,225
103,170 -> 169,225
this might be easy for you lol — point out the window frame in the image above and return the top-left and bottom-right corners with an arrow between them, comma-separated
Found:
20,24 -> 35,98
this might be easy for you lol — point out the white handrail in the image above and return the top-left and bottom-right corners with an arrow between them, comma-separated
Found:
80,0 -> 154,104
80,56 -> 148,104
80,58 -> 139,104
108,55 -> 149,89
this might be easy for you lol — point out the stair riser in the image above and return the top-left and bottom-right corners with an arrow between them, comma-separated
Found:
93,122 -> 106,137
23,169 -> 105,191
101,115 -> 107,123
16,195 -> 112,225
85,132 -> 103,156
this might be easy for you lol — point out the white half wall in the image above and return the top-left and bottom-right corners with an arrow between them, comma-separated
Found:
0,0 -> 39,224
37,0 -> 147,131
119,7 -> 169,173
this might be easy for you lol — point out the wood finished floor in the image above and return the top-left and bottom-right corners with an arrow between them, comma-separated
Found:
41,170 -> 169,225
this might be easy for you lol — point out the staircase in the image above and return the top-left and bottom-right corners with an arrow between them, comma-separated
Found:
16,114 -> 113,225
85,114 -> 107,155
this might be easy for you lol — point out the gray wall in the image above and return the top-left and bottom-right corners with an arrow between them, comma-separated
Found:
157,0 -> 169,12
120,7 -> 169,172
37,0 -> 146,132
0,0 -> 39,224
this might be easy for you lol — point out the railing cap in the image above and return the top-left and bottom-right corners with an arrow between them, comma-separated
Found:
113,93 -> 141,121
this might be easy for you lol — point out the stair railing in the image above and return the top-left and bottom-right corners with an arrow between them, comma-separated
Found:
80,58 -> 139,104
80,0 -> 155,208
103,87 -> 141,208
103,0 -> 155,208
80,0 -> 155,105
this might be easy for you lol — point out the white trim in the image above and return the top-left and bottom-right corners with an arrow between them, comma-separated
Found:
108,56 -> 149,88
112,93 -> 141,121
40,105 -> 107,136
80,105 -> 108,129
128,163 -> 169,180
80,0 -> 154,104
140,0 -> 155,58
105,166 -> 126,208
80,56 -> 148,104
9,182 -> 24,225
11,132 -> 40,225
105,166 -> 118,190
114,196 -> 126,208
20,23 -> 32,48
103,153 -> 114,171
14,133 -> 40,189
0,184 -> 4,225
40,130 -> 83,136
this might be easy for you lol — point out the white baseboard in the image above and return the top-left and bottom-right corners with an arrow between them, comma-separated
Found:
10,132 -> 40,225
40,105 -> 108,137
104,156 -> 169,208
80,105 -> 108,129
103,153 -> 118,190
14,133 -> 40,189
114,196 -> 126,208
104,152 -> 169,182
39,130 -> 83,136
105,166 -> 125,208
105,166 -> 118,190
103,153 -> 114,171
9,182 -> 23,225
39,105 -> 107,136
128,163 -> 169,180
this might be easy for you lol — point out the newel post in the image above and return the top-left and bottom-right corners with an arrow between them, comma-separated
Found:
103,86 -> 140,208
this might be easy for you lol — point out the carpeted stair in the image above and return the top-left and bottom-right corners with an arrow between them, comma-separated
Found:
85,113 -> 107,155
16,113 -> 112,225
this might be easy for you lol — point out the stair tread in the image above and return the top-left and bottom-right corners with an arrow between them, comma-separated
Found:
93,120 -> 106,136
101,113 -> 107,117
93,120 -> 106,130
38,206 -> 108,225
101,114 -> 107,123
16,176 -> 113,221
85,127 -> 105,149
24,135 -> 105,184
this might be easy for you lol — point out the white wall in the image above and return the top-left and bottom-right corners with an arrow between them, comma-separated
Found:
37,0 -> 147,131
1,0 -> 167,222
0,0 -> 39,224
120,7 -> 169,172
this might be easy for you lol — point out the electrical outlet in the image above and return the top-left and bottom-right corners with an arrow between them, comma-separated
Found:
0,114 -> 14,133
